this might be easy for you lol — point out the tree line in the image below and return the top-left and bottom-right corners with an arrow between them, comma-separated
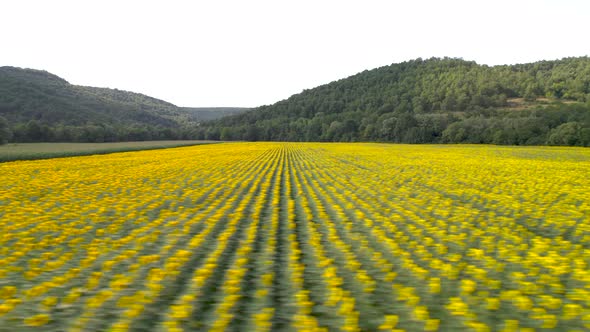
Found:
189,102 -> 590,146
2,57 -> 590,146
0,118 -> 203,144
201,57 -> 590,146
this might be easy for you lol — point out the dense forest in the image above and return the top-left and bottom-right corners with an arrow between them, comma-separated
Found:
0,67 -> 246,143
181,107 -> 249,122
2,58 -> 590,146
200,57 -> 590,146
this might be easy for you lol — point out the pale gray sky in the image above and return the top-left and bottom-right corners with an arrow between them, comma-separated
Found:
2,0 -> 589,107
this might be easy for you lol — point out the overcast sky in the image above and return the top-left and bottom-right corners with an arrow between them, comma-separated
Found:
2,0 -> 589,108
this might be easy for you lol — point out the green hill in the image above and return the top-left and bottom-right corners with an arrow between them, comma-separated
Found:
0,67 -> 244,143
205,57 -> 590,146
181,107 -> 250,122
3,59 -> 589,146
0,67 -> 183,125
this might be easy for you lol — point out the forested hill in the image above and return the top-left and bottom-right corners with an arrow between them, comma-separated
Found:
205,57 -> 590,146
181,107 -> 250,122
0,67 -> 243,143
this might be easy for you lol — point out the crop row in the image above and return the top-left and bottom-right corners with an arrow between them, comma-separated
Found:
0,143 -> 589,331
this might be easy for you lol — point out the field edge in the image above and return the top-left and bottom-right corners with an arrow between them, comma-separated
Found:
0,141 -> 221,163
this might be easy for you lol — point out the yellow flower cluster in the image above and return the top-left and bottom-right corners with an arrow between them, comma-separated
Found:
0,143 -> 588,331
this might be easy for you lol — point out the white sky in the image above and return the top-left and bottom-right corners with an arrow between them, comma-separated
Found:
2,0 -> 589,108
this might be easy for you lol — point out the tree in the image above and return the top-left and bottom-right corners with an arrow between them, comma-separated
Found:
547,122 -> 583,146
326,121 -> 345,141
580,127 -> 590,146
220,127 -> 234,141
0,116 -> 12,144
523,83 -> 537,101
244,125 -> 259,141
25,120 -> 43,142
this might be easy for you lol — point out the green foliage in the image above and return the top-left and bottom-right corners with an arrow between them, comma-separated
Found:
0,115 -> 12,144
204,57 -> 590,146
181,107 -> 250,122
0,67 -> 178,126
3,57 -> 590,146
0,67 -> 245,143
547,122 -> 589,146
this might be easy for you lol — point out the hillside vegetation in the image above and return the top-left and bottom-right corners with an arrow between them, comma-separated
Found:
204,57 -> 590,146
2,58 -> 589,146
181,107 -> 249,122
0,67 -> 244,143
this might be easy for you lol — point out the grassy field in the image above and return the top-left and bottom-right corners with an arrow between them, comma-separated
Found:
0,143 -> 589,331
0,141 -> 217,162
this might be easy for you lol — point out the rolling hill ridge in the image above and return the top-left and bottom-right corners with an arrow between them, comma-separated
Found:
204,57 -> 590,146
0,66 -> 247,142
1,58 -> 589,146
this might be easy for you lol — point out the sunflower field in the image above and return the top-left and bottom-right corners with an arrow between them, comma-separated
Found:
0,143 -> 589,331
